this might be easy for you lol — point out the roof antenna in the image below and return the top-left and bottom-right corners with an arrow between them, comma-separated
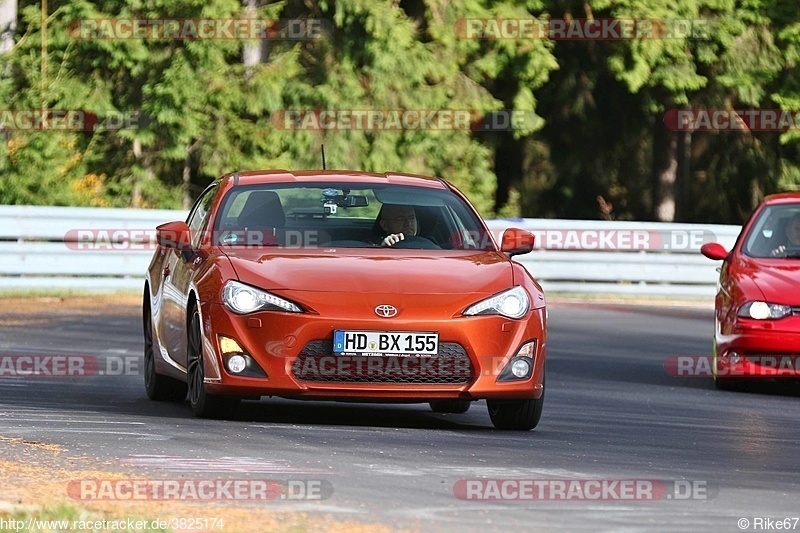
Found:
321,144 -> 326,170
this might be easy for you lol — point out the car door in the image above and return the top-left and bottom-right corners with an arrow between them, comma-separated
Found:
161,185 -> 218,370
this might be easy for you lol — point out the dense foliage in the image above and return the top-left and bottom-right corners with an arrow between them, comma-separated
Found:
1,0 -> 799,223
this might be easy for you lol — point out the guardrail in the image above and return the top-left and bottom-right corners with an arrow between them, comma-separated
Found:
0,206 -> 187,291
0,206 -> 740,297
485,219 -> 739,298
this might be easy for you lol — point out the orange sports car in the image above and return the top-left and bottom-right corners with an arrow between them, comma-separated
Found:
143,170 -> 546,430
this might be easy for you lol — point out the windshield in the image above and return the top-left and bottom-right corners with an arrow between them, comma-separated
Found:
211,182 -> 495,251
743,202 -> 800,258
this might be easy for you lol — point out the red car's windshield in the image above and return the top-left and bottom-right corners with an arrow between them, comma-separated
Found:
211,182 -> 495,251
742,202 -> 800,258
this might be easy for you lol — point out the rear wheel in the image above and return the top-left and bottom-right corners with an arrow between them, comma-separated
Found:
143,290 -> 187,402
187,304 -> 240,419
429,400 -> 471,414
487,373 -> 545,431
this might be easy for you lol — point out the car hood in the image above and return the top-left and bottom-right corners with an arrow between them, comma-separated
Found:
221,248 -> 513,295
742,258 -> 800,303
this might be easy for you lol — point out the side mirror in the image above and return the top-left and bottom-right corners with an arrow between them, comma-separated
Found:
156,221 -> 192,250
700,242 -> 728,261
501,228 -> 535,257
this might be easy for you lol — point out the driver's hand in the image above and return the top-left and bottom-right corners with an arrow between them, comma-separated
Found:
381,233 -> 405,247
771,245 -> 786,257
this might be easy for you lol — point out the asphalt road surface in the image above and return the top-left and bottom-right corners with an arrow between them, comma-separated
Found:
1,301 -> 799,532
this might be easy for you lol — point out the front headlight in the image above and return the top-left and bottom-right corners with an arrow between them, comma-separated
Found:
464,286 -> 530,319
222,281 -> 304,314
738,301 -> 792,320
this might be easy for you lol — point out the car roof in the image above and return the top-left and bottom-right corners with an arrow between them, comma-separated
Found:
222,170 -> 448,189
763,192 -> 800,205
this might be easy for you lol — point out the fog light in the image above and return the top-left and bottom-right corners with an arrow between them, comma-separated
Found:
219,335 -> 245,355
510,358 -> 531,378
729,351 -> 742,364
227,355 -> 247,374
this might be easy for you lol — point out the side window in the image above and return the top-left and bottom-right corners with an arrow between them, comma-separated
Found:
186,185 -> 218,247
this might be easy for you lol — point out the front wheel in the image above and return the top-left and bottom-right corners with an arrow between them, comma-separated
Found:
714,377 -> 749,392
487,373 -> 545,431
713,343 -> 749,392
187,305 -> 240,419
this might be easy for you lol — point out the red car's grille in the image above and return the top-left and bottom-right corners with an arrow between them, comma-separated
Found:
745,352 -> 800,361
292,340 -> 473,384
744,352 -> 800,372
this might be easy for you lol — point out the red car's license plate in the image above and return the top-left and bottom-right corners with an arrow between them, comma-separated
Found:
333,330 -> 439,355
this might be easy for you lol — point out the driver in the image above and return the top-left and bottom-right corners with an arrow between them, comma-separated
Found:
375,204 -> 419,247
770,212 -> 800,257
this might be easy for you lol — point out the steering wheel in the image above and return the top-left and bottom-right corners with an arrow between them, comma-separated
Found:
389,235 -> 441,250
773,245 -> 800,258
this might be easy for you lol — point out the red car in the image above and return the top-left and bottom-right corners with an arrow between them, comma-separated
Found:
701,192 -> 800,390
143,170 -> 546,430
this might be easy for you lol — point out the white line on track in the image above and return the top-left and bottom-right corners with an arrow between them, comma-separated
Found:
0,428 -> 168,439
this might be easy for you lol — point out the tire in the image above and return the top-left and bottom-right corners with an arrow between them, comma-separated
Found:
429,400 -> 472,414
487,373 -> 545,431
187,304 -> 240,419
714,377 -> 749,392
713,344 -> 749,392
143,290 -> 187,402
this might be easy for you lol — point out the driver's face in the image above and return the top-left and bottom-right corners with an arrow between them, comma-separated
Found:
787,216 -> 800,246
379,205 -> 417,237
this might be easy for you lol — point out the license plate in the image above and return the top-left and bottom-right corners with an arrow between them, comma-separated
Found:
333,330 -> 439,356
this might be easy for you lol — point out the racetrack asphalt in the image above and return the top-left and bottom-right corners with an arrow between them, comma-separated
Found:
0,298 -> 798,532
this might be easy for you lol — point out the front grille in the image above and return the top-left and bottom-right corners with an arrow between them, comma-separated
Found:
744,352 -> 800,367
292,340 -> 473,384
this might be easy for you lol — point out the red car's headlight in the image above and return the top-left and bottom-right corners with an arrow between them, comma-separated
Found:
738,301 -> 792,320
463,286 -> 530,319
222,281 -> 304,314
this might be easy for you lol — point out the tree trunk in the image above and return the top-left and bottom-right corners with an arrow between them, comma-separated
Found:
0,0 -> 16,55
675,130 -> 691,221
132,138 -> 143,208
132,138 -> 156,208
182,145 -> 192,210
242,0 -> 269,77
652,116 -> 679,221
493,139 -> 523,213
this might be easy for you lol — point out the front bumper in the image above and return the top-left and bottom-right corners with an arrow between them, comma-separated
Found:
716,320 -> 800,379
197,301 -> 546,401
